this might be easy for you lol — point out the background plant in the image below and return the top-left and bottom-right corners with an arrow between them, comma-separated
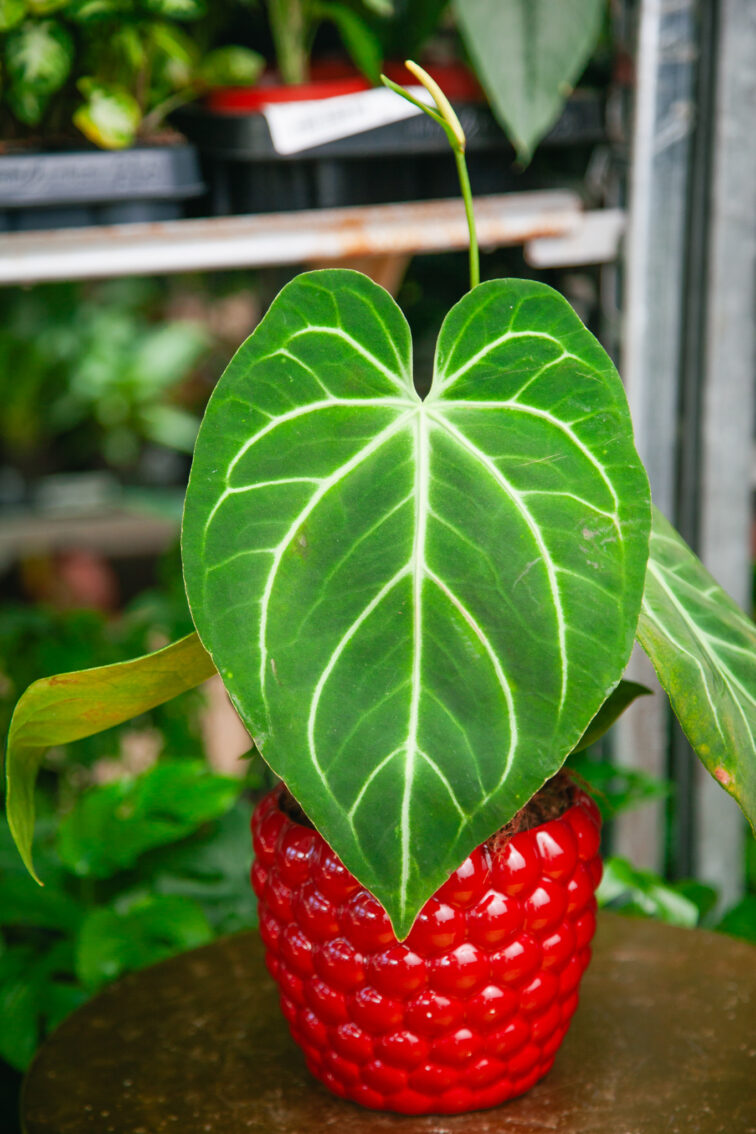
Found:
0,556 -> 264,1074
264,0 -> 396,85
0,276 -> 259,478
0,759 -> 258,1072
451,0 -> 608,162
0,0 -> 264,147
321,0 -> 610,160
219,0 -> 609,162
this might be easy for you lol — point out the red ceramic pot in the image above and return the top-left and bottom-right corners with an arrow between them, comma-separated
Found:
251,781 -> 602,1115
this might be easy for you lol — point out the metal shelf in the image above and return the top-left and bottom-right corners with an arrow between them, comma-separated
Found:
0,506 -> 179,569
0,192 -> 592,285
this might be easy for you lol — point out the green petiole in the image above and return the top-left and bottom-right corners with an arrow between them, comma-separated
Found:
380,60 -> 480,292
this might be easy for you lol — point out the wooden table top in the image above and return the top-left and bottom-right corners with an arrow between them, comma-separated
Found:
22,913 -> 756,1134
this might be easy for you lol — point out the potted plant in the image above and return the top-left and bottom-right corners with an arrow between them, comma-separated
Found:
5,65 -> 755,1116
177,0 -> 605,214
0,0 -> 263,230
174,0 -> 462,214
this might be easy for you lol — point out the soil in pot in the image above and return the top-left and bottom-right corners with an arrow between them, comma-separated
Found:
250,772 -> 602,1116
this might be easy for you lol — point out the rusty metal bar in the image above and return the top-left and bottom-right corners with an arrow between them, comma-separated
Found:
0,192 -> 582,285
0,509 -> 179,567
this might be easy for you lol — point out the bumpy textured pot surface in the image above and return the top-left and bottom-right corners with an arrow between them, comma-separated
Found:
251,783 -> 602,1115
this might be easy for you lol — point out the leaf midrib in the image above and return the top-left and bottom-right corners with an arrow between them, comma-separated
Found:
293,395 -> 582,907
399,406 -> 431,919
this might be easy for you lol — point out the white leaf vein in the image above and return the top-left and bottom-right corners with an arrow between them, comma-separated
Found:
428,410 -> 569,712
426,567 -> 518,798
643,559 -> 756,749
260,411 -> 416,710
288,324 -> 413,394
436,330 -> 580,392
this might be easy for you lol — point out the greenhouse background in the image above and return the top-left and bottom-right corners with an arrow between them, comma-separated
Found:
0,0 -> 754,1128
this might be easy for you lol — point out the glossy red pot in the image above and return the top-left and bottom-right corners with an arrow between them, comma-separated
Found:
251,782 -> 602,1115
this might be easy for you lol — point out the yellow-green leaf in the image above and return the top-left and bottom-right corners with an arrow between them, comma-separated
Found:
4,632 -> 216,883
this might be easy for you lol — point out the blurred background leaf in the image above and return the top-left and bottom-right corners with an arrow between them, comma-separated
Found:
146,798 -> 258,934
567,750 -> 672,820
5,18 -> 74,124
75,894 -> 213,990
715,895 -> 756,945
0,941 -> 84,1070
0,1 -> 29,34
453,0 -> 605,162
73,78 -> 142,147
56,760 -> 242,878
141,0 -> 207,19
195,44 -> 264,87
597,856 -> 716,929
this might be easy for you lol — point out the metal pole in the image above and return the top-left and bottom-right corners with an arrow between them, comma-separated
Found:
618,0 -> 753,905
693,0 -> 754,907
616,0 -> 699,873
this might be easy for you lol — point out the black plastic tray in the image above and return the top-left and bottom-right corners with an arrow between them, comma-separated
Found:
176,95 -> 603,215
178,95 -> 602,161
0,144 -> 205,232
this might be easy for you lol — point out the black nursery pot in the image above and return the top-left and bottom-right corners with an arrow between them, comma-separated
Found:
175,66 -> 604,216
0,144 -> 205,233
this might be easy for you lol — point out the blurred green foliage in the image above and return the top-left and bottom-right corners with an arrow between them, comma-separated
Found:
597,857 -> 718,929
0,0 -> 263,146
0,279 -> 212,474
566,749 -> 673,821
56,759 -> 241,877
0,546 -> 265,1071
0,765 -> 258,1070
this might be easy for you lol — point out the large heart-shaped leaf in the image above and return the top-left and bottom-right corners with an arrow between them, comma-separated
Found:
638,508 -> 756,830
182,269 -> 650,936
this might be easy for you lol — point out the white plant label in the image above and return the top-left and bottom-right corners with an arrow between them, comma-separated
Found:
263,86 -> 435,156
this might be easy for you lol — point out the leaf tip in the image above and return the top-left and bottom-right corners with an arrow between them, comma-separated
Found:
19,844 -> 43,887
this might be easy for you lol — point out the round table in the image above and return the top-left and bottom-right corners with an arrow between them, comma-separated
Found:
22,913 -> 756,1134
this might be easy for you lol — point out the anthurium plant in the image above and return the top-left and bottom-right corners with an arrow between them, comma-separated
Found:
5,64 -> 756,943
